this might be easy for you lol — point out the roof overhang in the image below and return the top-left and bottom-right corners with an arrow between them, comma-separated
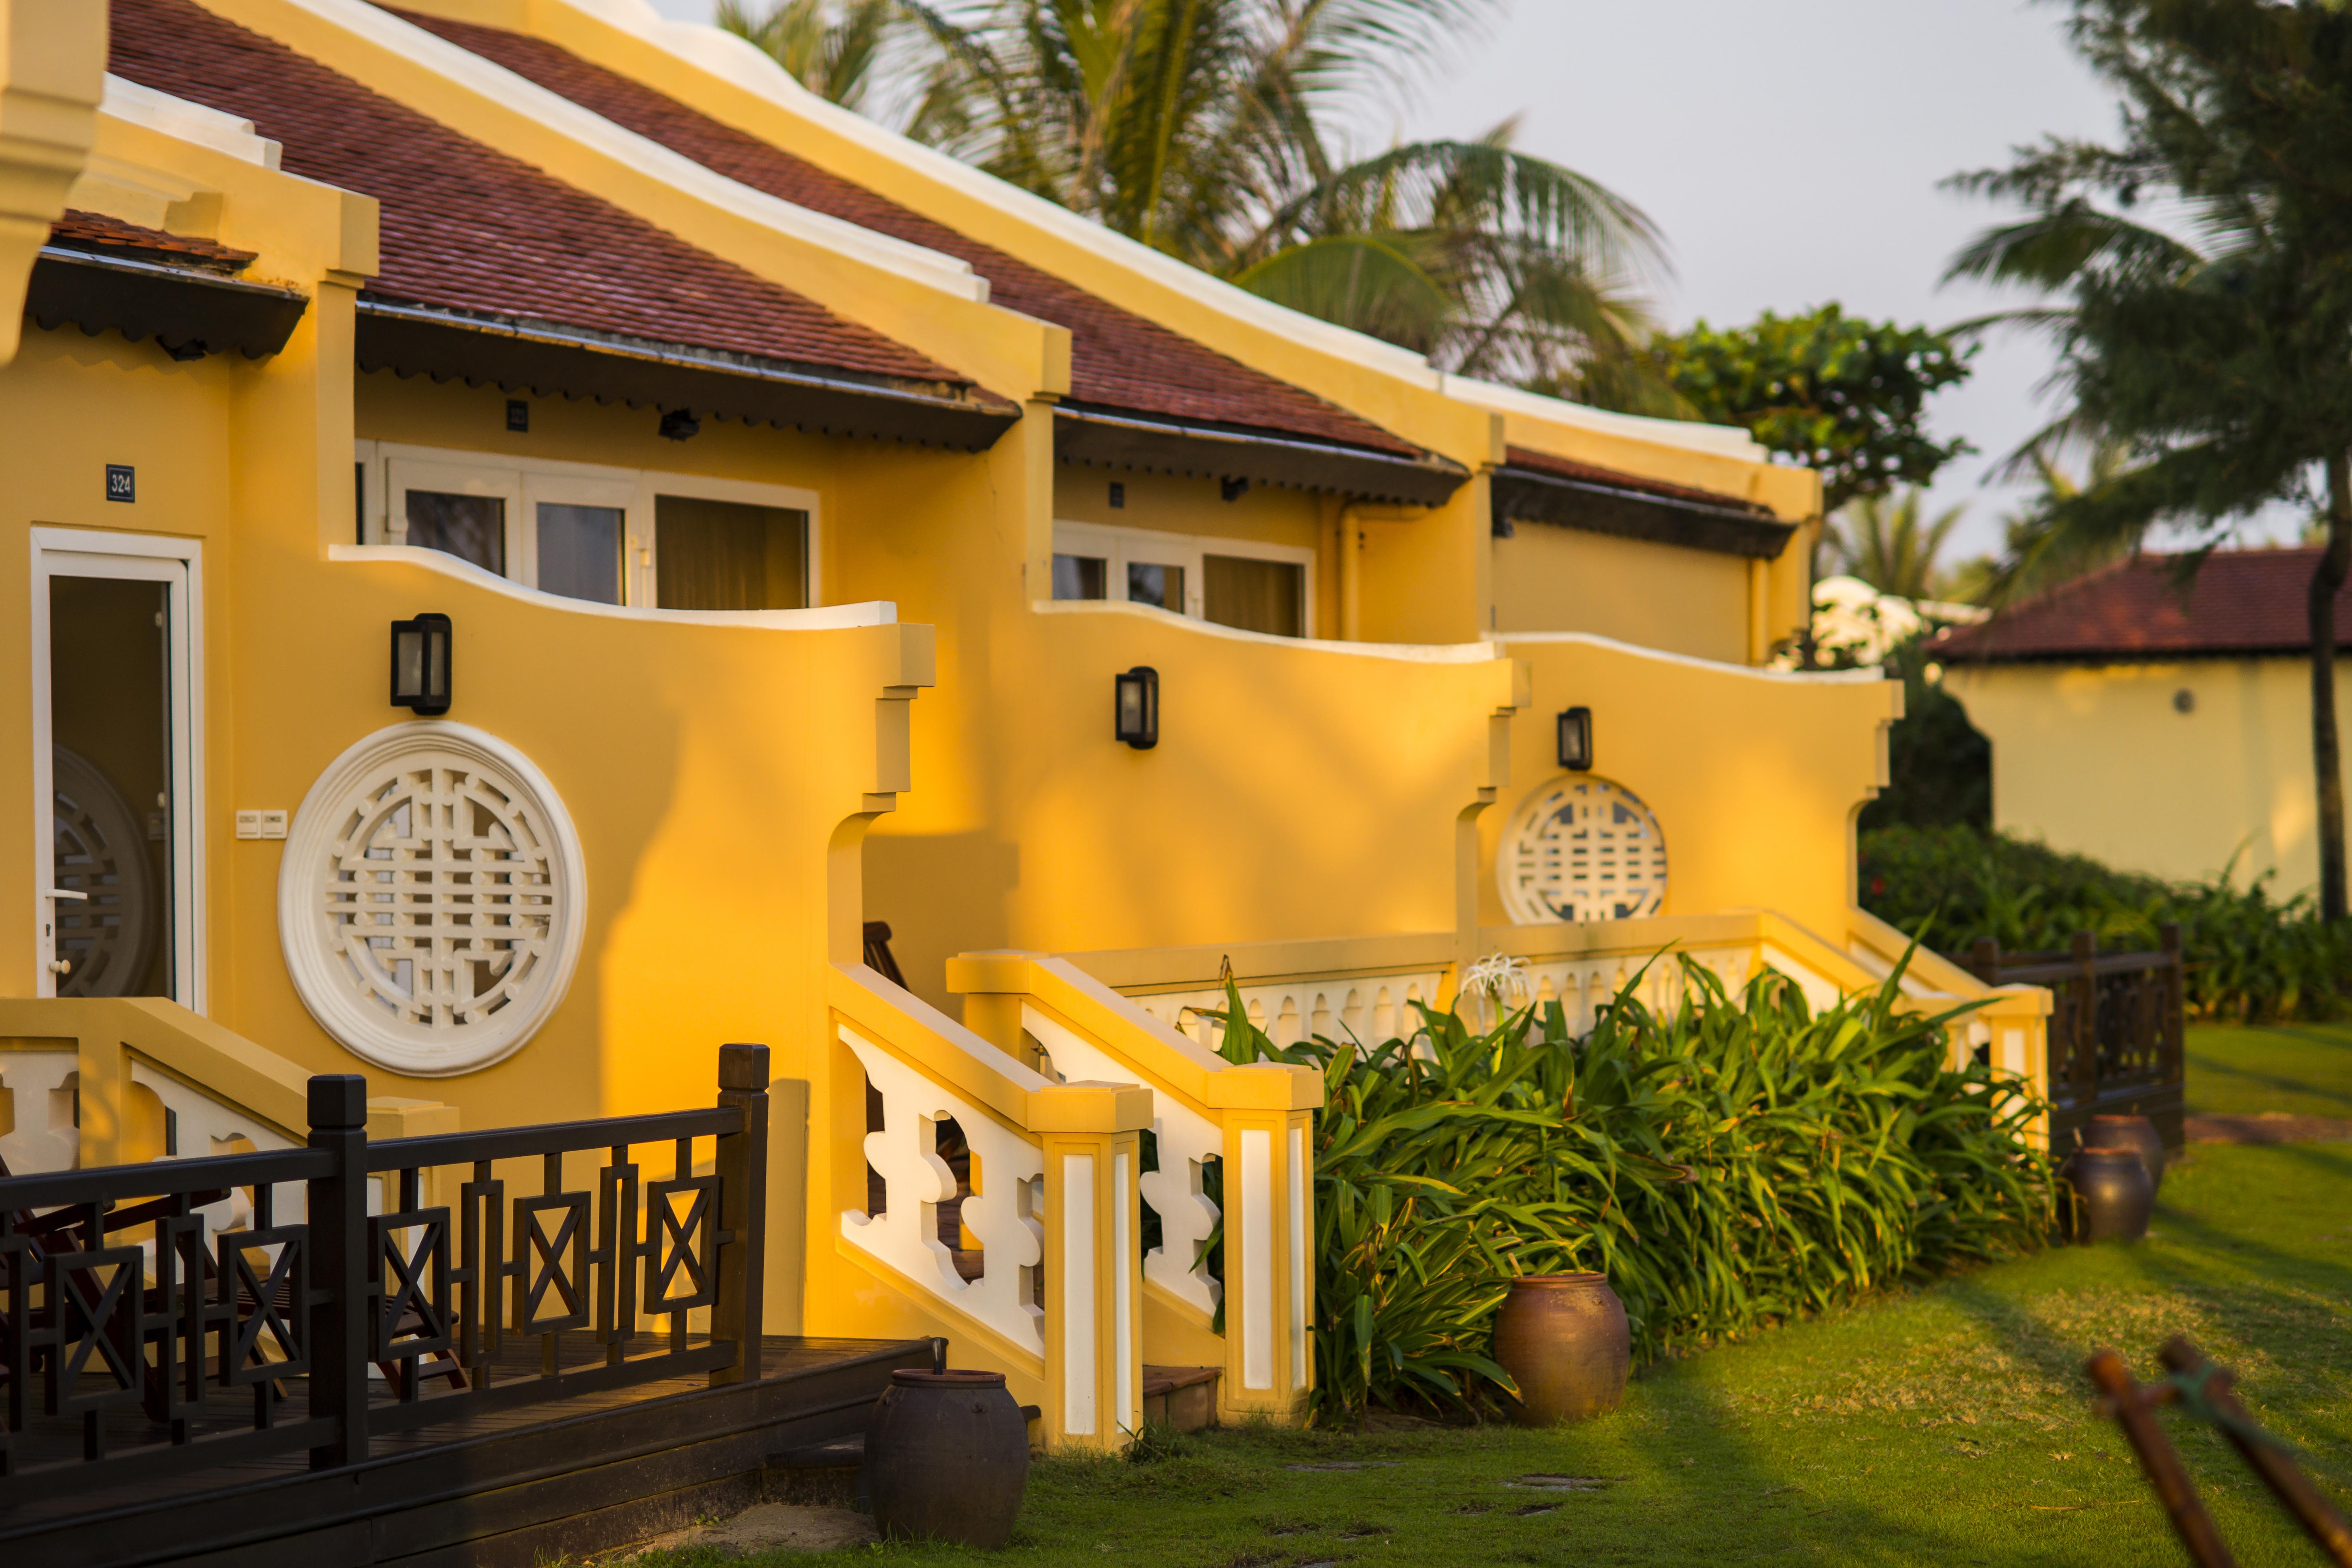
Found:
1492,462 -> 1797,559
1054,403 -> 1467,506
355,299 -> 1020,450
23,246 -> 309,359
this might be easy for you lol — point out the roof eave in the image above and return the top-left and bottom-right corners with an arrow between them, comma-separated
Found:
1053,403 -> 1466,506
354,298 -> 1019,450
24,245 -> 309,359
1491,463 -> 1795,560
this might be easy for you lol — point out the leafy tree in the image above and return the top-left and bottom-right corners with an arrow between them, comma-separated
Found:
1644,305 -> 1976,513
1945,0 -> 2352,919
1945,439 -> 2140,608
1826,488 -> 1969,601
723,0 -> 1670,395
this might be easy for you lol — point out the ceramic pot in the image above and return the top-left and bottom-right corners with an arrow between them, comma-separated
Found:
866,1368 -> 1028,1546
2068,1147 -> 2153,1244
1491,1272 -> 1630,1425
2087,1114 -> 2165,1196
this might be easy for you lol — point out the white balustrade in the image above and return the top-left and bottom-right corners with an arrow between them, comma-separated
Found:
838,1025 -> 1046,1356
1022,1005 -> 1221,1319
0,1048 -> 80,1175
1125,970 -> 1448,1054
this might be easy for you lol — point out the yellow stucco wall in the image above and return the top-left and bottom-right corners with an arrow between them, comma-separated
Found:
1947,657 -> 2342,897
1493,525 -> 1752,662
1485,640 -> 1899,939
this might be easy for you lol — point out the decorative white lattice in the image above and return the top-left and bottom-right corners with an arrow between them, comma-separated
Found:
279,722 -> 584,1077
1497,776 -> 1668,925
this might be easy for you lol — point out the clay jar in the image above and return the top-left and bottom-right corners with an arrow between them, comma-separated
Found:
2088,1114 -> 2166,1196
865,1368 -> 1029,1547
2069,1147 -> 2154,1244
1491,1273 -> 1631,1425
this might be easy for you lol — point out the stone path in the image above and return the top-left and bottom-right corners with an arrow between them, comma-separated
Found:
2185,1113 -> 2352,1144
612,1504 -> 878,1560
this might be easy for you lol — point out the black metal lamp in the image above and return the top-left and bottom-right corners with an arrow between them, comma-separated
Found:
1556,705 -> 1592,771
391,613 -> 453,715
1115,666 -> 1159,750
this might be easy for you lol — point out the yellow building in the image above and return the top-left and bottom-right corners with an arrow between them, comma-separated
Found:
0,0 -> 2048,1488
1940,547 -> 2347,898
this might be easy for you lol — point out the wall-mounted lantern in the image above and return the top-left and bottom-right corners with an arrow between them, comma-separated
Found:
1115,666 -> 1159,750
391,613 -> 453,715
1557,705 -> 1592,771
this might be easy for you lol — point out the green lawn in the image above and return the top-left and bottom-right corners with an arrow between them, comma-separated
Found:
2187,1020 -> 2352,1118
680,1142 -> 2352,1567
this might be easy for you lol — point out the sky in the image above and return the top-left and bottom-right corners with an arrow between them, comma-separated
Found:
643,0 -> 2303,561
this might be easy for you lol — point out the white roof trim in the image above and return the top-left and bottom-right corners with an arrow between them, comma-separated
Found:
103,74 -> 283,169
1033,596 -> 1501,663
1449,375 -> 1766,461
1499,630 -> 1889,684
331,544 -> 898,627
546,0 -> 1443,384
276,0 -> 990,302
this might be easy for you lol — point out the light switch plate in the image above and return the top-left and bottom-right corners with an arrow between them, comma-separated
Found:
236,810 -> 289,840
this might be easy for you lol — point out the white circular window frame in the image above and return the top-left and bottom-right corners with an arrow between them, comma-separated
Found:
278,720 -> 586,1078
1496,774 -> 1669,926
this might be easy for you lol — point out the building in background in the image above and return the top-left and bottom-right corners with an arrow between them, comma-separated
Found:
1938,548 -> 2352,897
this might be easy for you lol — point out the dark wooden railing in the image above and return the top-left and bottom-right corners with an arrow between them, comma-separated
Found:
0,1045 -> 767,1502
1960,927 -> 2185,1153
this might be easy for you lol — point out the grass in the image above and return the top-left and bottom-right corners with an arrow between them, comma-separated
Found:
651,1144 -> 2352,1567
2187,1020 -> 2352,1119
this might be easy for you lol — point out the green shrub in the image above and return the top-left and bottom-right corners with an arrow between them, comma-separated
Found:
1859,823 -> 2351,1022
1200,955 -> 2052,1426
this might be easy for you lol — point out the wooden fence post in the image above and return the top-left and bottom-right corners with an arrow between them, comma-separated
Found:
2070,931 -> 2099,1108
712,1043 -> 769,1387
306,1073 -> 370,1471
1969,937 -> 2000,986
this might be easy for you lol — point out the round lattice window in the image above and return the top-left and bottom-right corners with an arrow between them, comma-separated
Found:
279,722 -> 585,1077
1497,776 -> 1668,925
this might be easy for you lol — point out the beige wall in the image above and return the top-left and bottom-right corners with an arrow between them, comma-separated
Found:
1947,656 -> 2343,897
1493,523 -> 1752,663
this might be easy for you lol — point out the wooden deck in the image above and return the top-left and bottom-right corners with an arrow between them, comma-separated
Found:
0,1334 -> 934,1568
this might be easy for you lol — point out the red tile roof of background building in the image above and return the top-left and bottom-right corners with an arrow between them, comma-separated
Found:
1501,445 -> 1772,514
49,209 -> 259,272
107,0 -> 978,394
388,8 -> 1422,458
1935,548 -> 2346,663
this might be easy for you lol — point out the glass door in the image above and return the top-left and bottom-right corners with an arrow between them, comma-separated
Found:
33,538 -> 200,1005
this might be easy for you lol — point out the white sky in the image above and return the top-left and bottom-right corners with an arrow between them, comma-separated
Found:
643,0 -> 2304,559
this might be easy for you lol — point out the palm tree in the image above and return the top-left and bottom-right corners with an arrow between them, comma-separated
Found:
717,0 -> 900,113
1974,439 -> 2139,607
1825,489 -> 1968,602
722,0 -> 1669,396
1945,0 -> 2352,919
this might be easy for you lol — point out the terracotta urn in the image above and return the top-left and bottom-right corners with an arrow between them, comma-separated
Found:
2087,1114 -> 2166,1196
865,1368 -> 1029,1546
1491,1272 -> 1630,1425
2068,1147 -> 2154,1244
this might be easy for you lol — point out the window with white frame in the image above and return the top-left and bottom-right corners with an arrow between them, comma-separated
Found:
356,442 -> 817,612
1051,519 -> 1314,638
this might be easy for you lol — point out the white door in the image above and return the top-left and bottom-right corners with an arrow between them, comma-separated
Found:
30,530 -> 204,1008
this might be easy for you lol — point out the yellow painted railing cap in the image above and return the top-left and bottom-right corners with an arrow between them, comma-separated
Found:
1203,1062 -> 1324,1112
1026,1081 -> 1153,1133
942,951 -> 1041,994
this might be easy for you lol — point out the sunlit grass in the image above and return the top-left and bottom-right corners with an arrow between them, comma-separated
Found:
2187,1020 -> 2352,1119
663,1142 -> 2352,1566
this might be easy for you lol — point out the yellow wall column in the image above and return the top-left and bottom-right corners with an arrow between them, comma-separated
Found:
0,0 -> 103,365
1217,1100 -> 1315,1425
1032,1082 -> 1149,1451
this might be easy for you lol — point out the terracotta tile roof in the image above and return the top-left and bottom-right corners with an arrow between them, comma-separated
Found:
387,8 -> 1420,458
107,0 -> 975,394
48,209 -> 258,272
1500,445 -> 1770,514
1935,548 -> 2346,664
